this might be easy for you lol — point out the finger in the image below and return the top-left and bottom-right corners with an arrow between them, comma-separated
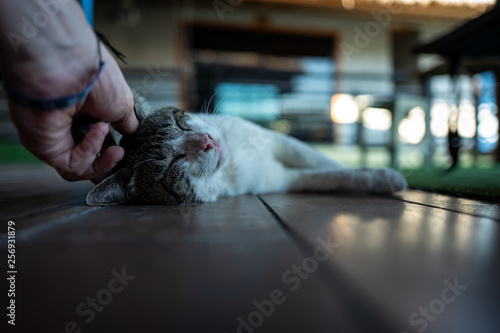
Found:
88,145 -> 125,184
87,132 -> 121,183
111,98 -> 139,135
66,122 -> 109,178
101,131 -> 117,152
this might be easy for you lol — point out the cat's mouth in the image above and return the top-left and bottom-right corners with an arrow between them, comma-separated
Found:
205,133 -> 226,169
216,142 -> 226,168
204,134 -> 218,152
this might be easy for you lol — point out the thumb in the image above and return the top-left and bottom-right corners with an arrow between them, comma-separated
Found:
111,102 -> 139,135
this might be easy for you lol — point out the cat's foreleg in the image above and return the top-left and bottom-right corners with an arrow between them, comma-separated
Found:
286,167 -> 407,194
272,131 -> 345,170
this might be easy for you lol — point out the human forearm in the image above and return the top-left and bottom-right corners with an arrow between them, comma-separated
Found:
0,0 -> 98,99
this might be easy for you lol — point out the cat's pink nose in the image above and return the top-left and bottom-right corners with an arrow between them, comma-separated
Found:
199,133 -> 217,151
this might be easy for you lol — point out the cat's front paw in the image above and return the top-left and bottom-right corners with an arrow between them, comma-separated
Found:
367,168 -> 407,194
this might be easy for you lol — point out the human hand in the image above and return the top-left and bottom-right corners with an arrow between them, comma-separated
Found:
0,0 -> 138,183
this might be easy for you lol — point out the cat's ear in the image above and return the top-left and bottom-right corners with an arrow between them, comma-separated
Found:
85,168 -> 131,206
131,90 -> 151,121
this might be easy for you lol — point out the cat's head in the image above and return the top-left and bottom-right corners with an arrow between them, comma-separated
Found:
85,107 -> 227,205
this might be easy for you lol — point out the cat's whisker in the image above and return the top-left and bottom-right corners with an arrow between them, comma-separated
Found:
205,91 -> 219,115
199,91 -> 224,117
133,158 -> 156,169
139,147 -> 163,159
201,99 -> 207,115
213,117 -> 224,133
201,105 -> 225,131
203,111 -> 221,129
202,95 -> 230,130
212,94 -> 230,116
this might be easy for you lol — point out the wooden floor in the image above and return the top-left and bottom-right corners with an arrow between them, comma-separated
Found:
1,165 -> 500,333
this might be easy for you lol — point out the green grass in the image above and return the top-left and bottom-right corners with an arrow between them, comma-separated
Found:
311,143 -> 500,201
402,166 -> 500,202
0,140 -> 42,164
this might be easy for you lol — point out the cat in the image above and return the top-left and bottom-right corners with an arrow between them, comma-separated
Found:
85,93 -> 407,205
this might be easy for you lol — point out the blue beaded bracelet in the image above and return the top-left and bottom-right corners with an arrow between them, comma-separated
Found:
1,61 -> 105,110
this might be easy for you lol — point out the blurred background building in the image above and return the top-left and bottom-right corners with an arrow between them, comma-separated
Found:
1,0 -> 499,171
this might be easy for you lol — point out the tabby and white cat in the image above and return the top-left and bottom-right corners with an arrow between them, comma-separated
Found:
85,94 -> 407,205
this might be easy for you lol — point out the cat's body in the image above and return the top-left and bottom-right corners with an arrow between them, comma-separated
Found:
85,95 -> 407,205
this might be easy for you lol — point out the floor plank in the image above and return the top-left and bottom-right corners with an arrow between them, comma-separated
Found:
0,165 -> 92,221
2,192 -> 342,333
260,192 -> 500,333
399,189 -> 500,221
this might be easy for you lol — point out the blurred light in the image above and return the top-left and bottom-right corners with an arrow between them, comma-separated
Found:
330,214 -> 360,245
272,119 -> 292,134
341,0 -> 356,10
448,104 -> 459,132
368,0 -> 495,8
355,95 -> 374,110
453,214 -> 474,254
430,100 -> 449,138
427,212 -> 446,251
478,114 -> 499,138
458,100 -> 476,138
362,107 -> 392,131
363,219 -> 390,250
418,0 -> 432,6
431,100 -> 450,138
478,102 -> 498,119
331,94 -> 360,124
477,102 -> 499,145
396,211 -> 423,247
398,107 -> 426,144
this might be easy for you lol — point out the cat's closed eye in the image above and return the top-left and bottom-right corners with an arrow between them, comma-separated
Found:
176,119 -> 191,131
173,110 -> 191,131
